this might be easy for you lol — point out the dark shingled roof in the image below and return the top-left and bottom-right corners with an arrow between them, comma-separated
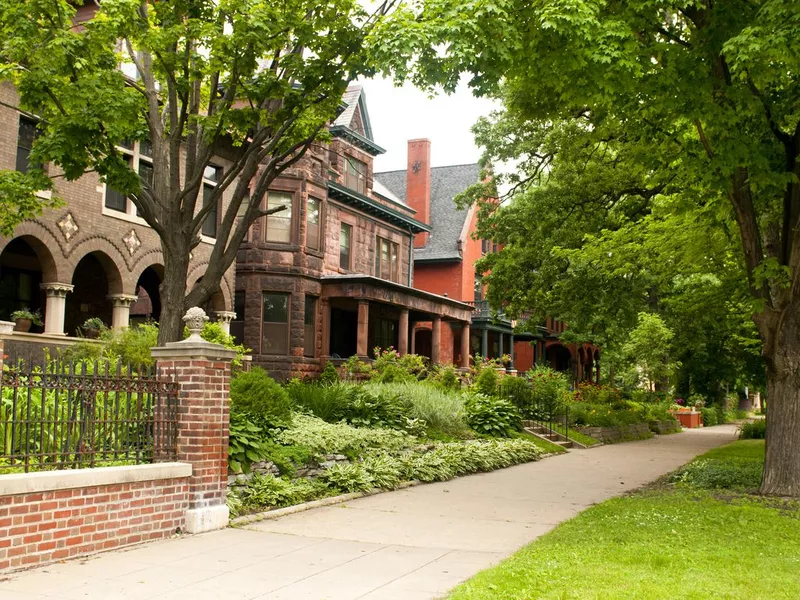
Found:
375,163 -> 481,262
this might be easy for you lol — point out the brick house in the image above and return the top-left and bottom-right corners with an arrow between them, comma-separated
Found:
233,87 -> 473,379
375,140 -> 601,383
0,81 -> 236,354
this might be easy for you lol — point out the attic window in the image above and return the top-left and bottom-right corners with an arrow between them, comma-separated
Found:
344,156 -> 366,194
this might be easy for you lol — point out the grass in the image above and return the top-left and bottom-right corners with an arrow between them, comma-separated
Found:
513,430 -> 567,454
447,440 -> 800,600
550,423 -> 602,447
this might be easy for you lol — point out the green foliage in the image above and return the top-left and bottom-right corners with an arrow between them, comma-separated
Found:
623,313 -> 676,391
473,367 -> 499,397
464,393 -> 521,437
230,368 -> 293,430
366,381 -> 471,438
319,362 -> 340,385
497,376 -> 533,415
227,415 -> 271,474
570,402 -> 647,428
526,365 -> 570,420
701,407 -> 719,427
739,420 -> 767,440
427,364 -> 462,391
672,459 -> 764,490
319,462 -> 374,493
370,348 -> 427,383
275,414 -> 416,458
231,475 -> 330,517
574,382 -> 622,405
188,322 -> 249,369
10,308 -> 43,326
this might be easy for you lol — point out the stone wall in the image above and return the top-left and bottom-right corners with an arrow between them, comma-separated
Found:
649,419 -> 682,435
575,422 -> 653,444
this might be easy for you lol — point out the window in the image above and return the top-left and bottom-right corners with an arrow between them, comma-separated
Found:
261,293 -> 289,355
373,317 -> 396,352
16,117 -> 39,174
201,165 -> 221,238
339,223 -> 352,270
306,198 -> 321,251
304,296 -> 317,357
344,156 -> 366,194
264,192 -> 293,243
376,237 -> 399,282
105,140 -> 152,216
474,275 -> 483,303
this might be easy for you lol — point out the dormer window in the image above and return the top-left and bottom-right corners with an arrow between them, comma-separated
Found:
344,156 -> 366,194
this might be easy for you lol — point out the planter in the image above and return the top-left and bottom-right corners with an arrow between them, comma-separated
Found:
669,410 -> 702,429
13,318 -> 32,333
0,320 -> 14,335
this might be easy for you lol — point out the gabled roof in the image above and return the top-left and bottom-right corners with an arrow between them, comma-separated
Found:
374,163 -> 482,262
333,85 -> 374,140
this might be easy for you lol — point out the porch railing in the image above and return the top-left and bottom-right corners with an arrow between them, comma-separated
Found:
0,358 -> 179,474
497,377 -> 571,439
465,300 -> 513,323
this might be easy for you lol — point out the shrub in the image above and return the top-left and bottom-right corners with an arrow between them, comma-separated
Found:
701,407 -> 719,426
228,415 -> 272,474
574,382 -> 622,405
319,361 -> 340,385
191,321 -> 249,369
362,454 -> 403,489
464,393 -> 521,437
569,402 -> 645,428
339,387 -> 411,430
671,458 -> 763,489
230,367 -> 293,430
739,420 -> 766,440
287,380 -> 350,422
366,381 -> 470,437
473,367 -> 499,396
527,365 -> 570,418
497,376 -> 533,416
427,364 -> 462,391
275,414 -> 416,458
319,462 -> 374,493
104,322 -> 159,367
370,348 -> 427,383
232,474 -> 329,515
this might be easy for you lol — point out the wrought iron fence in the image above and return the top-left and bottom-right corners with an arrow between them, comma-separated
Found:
497,376 -> 571,438
0,357 -> 179,473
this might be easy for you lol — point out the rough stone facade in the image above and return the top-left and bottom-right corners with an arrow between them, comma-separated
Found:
0,82 -> 235,345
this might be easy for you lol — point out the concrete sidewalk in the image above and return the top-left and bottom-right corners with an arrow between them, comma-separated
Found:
0,425 -> 737,600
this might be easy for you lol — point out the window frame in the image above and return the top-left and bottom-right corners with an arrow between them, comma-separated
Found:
375,236 -> 400,283
261,292 -> 290,356
306,197 -> 322,252
201,165 -> 222,239
344,156 -> 367,194
16,116 -> 39,175
339,222 -> 353,271
103,140 -> 153,221
263,191 -> 295,244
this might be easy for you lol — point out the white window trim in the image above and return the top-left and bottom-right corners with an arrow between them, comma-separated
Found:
199,165 -> 221,244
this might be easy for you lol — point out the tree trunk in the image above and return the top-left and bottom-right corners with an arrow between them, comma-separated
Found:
760,315 -> 800,497
156,242 -> 190,345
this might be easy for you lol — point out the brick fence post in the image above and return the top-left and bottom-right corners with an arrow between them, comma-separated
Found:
151,308 -> 237,534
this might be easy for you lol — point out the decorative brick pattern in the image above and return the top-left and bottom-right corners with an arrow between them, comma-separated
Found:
0,478 -> 189,573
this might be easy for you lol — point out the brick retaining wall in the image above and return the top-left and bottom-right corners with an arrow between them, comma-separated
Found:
0,463 -> 190,573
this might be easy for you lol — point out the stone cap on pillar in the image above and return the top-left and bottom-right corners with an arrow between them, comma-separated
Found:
150,307 -> 238,361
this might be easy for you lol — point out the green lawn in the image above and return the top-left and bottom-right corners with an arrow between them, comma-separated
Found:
448,441 -> 800,600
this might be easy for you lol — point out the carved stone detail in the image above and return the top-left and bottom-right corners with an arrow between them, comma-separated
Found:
183,307 -> 209,340
40,283 -> 74,298
57,212 -> 79,241
123,229 -> 142,256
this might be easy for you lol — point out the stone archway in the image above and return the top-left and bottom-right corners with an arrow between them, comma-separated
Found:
0,236 -> 56,327
65,251 -> 124,336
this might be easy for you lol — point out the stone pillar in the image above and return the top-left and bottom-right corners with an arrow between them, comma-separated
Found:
151,308 -> 237,534
509,334 -> 515,370
410,323 -> 416,354
481,328 -> 488,358
499,332 -> 504,358
431,315 -> 442,365
214,311 -> 236,335
398,309 -> 410,355
107,294 -> 138,330
460,322 -> 470,369
320,298 -> 331,365
40,283 -> 73,336
596,359 -> 601,384
356,300 -> 369,359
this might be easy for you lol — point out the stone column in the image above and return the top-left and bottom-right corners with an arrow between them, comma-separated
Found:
214,311 -> 236,335
320,298 -> 331,366
410,323 -> 416,354
596,359 -> 601,384
107,294 -> 138,330
460,322 -> 470,369
40,283 -> 73,336
499,332 -> 504,358
398,308 -> 409,355
151,308 -> 237,534
481,328 -> 488,358
509,334 -> 515,370
356,300 -> 369,359
431,315 -> 442,365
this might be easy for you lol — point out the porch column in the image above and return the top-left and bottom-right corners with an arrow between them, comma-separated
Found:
509,334 -> 515,369
214,311 -> 236,335
499,331 -> 504,357
40,283 -> 73,336
320,298 -> 331,365
356,300 -> 369,359
481,328 -> 488,358
460,322 -> 470,369
431,315 -> 442,365
108,294 -> 138,330
410,323 -> 416,354
398,308 -> 409,355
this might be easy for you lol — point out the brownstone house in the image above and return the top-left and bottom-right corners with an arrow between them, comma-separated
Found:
233,86 -> 473,379
0,82 -> 236,354
375,140 -> 601,383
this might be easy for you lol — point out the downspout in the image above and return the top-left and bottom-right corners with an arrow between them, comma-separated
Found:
407,226 -> 414,287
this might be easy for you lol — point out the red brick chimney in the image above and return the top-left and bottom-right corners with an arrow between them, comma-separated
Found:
406,139 -> 431,248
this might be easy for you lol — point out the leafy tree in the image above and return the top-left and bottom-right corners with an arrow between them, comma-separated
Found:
378,0 -> 800,495
623,313 -> 676,392
0,0 -> 396,343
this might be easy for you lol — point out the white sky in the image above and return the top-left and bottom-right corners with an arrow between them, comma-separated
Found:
359,76 -> 499,173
